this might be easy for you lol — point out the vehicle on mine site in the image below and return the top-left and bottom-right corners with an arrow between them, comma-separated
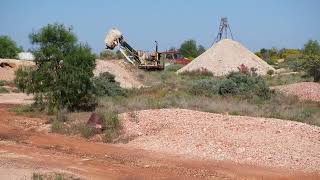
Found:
161,50 -> 191,65
105,28 -> 164,70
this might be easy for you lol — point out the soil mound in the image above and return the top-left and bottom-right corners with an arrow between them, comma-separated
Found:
273,82 -> 320,102
0,59 -> 35,81
177,39 -> 275,76
94,59 -> 143,88
119,108 -> 320,173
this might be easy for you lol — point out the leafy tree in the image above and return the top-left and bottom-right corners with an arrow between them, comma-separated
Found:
197,45 -> 206,55
15,23 -> 96,112
303,40 -> 320,56
0,35 -> 21,58
256,47 -> 280,61
179,39 -> 206,59
302,55 -> 320,82
279,48 -> 302,59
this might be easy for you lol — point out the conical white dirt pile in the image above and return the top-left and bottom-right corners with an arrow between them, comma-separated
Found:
177,39 -> 275,76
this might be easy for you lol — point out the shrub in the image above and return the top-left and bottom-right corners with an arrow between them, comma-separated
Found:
164,64 -> 183,72
219,79 -> 239,95
303,40 -> 320,56
14,23 -> 96,112
279,49 -> 302,59
0,35 -> 21,59
226,72 -> 271,99
0,87 -> 9,93
237,64 -> 250,75
302,55 -> 320,82
267,69 -> 274,75
179,39 -> 205,59
180,68 -> 213,76
266,58 -> 277,65
51,119 -> 65,134
281,56 -> 305,71
74,124 -> 97,138
98,110 -> 120,143
189,79 -> 219,96
0,80 -> 6,86
93,72 -> 127,97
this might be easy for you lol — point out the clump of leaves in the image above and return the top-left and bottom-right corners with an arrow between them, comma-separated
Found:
0,35 -> 21,59
93,72 -> 127,97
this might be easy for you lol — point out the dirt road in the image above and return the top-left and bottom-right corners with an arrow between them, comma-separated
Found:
0,104 -> 318,179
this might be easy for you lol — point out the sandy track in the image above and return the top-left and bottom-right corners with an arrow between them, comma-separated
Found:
0,104 -> 316,179
0,93 -> 33,105
120,109 -> 320,174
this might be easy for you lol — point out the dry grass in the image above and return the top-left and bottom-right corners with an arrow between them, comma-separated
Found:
96,71 -> 320,126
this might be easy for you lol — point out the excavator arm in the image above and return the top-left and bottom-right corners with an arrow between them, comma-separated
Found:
104,28 -> 140,64
104,28 -> 164,70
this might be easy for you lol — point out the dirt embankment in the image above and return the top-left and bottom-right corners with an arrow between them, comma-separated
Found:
0,59 -> 35,81
94,59 -> 143,88
272,82 -> 320,102
0,59 -> 144,89
0,104 -> 317,179
119,109 -> 320,174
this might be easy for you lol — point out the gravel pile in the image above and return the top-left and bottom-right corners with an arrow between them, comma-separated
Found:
94,59 -> 143,88
177,39 -> 275,76
119,109 -> 320,173
273,82 -> 320,102
0,59 -> 35,81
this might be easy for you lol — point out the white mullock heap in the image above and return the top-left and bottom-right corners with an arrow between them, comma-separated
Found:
18,52 -> 35,61
177,39 -> 275,76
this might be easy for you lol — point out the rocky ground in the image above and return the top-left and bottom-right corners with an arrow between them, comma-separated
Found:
272,82 -> 320,102
0,104 -> 318,179
119,109 -> 320,174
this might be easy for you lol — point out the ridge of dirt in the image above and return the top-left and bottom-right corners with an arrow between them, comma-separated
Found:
272,82 -> 320,102
0,104 -> 317,179
0,59 -> 35,81
94,59 -> 143,88
119,108 -> 320,173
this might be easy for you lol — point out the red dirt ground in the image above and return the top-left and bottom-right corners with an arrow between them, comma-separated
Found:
0,104 -> 319,179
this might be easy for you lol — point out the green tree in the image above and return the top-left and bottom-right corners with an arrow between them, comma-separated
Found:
0,35 -> 21,58
303,40 -> 320,56
15,23 -> 96,112
302,55 -> 320,82
197,45 -> 206,55
179,39 -> 205,59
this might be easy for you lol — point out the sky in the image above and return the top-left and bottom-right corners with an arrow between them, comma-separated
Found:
1,0 -> 320,53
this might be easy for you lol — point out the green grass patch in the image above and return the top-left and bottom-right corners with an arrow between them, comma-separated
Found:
0,86 -> 9,93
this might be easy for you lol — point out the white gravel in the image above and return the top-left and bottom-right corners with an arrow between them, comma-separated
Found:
119,109 -> 320,173
177,39 -> 275,76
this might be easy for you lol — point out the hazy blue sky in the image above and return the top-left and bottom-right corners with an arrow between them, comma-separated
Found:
1,0 -> 319,53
